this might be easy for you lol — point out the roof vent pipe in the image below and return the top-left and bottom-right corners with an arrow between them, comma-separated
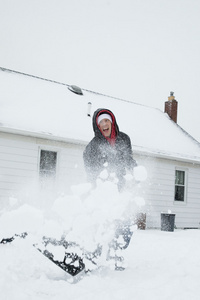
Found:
87,102 -> 92,117
68,85 -> 83,95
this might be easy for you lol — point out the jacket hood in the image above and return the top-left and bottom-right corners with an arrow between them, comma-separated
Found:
92,108 -> 119,138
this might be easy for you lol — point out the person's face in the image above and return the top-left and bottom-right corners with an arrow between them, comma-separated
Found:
99,118 -> 112,137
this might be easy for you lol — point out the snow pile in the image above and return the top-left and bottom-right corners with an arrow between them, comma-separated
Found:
1,227 -> 200,299
0,174 -> 146,256
53,184 -> 130,252
1,175 -> 200,299
0,203 -> 44,239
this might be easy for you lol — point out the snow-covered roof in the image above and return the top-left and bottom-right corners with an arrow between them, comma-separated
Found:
1,67 -> 200,163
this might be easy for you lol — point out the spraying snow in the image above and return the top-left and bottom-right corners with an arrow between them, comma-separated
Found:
0,170 -> 146,271
1,168 -> 200,299
5,166 -> 199,299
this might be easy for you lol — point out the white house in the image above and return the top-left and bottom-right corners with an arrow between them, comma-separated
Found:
1,67 -> 200,229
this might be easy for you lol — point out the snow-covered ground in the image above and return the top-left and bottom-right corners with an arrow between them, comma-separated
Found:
0,178 -> 200,300
1,228 -> 200,300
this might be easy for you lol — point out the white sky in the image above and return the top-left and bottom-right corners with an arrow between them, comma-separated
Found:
1,0 -> 200,142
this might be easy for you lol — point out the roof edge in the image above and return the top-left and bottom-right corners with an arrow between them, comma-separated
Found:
0,126 -> 88,146
1,126 -> 200,164
133,146 -> 200,165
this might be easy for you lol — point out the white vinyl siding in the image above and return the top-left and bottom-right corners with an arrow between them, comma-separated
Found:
0,132 -> 86,207
0,135 -> 38,206
1,132 -> 200,229
136,155 -> 200,229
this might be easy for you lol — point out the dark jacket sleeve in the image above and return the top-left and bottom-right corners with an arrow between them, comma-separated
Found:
117,132 -> 137,172
125,135 -> 137,170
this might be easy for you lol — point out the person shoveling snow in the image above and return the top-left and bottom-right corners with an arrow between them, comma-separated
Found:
0,108 -> 147,282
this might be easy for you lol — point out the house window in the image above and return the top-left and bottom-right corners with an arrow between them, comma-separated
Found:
174,170 -> 186,202
39,150 -> 57,178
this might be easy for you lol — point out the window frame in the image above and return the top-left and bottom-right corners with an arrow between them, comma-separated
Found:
174,168 -> 188,205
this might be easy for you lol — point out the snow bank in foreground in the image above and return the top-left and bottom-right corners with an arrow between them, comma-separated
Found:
1,228 -> 200,300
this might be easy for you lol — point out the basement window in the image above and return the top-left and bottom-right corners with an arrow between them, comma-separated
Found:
39,150 -> 57,178
174,169 -> 187,202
